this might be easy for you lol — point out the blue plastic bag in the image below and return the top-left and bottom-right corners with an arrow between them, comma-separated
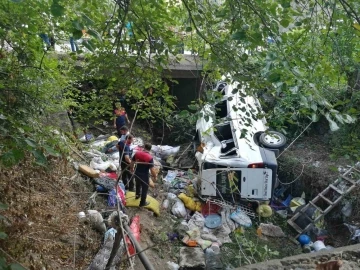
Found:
108,189 -> 117,207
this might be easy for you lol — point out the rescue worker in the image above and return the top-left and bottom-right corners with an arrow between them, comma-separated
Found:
130,143 -> 157,207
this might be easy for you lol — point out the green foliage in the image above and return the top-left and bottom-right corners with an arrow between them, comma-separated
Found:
330,123 -> 360,161
222,230 -> 280,267
1,0 -> 360,167
176,0 -> 360,141
0,259 -> 26,270
166,109 -> 197,143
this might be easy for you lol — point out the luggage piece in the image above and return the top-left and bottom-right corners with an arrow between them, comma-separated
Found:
79,164 -> 99,178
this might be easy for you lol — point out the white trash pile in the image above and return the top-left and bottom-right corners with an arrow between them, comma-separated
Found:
81,134 -> 145,173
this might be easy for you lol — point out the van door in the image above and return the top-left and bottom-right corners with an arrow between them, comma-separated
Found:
201,169 -> 218,196
240,168 -> 272,200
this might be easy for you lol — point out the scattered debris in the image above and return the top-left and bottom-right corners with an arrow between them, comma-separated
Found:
257,204 -> 273,217
167,261 -> 180,270
126,191 -> 160,216
230,208 -> 252,228
288,165 -> 360,237
86,210 -> 106,233
344,223 -> 360,243
179,247 -> 205,270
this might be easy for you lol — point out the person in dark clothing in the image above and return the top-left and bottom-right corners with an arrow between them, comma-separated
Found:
130,143 -> 157,207
114,106 -> 130,136
117,134 -> 134,191
119,126 -> 130,142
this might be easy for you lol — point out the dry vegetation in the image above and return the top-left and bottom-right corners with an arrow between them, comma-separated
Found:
0,156 -> 101,269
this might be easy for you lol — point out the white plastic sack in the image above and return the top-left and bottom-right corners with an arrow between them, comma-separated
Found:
83,151 -> 101,158
90,160 -> 112,171
110,152 -> 119,160
187,211 -> 205,230
90,139 -> 108,148
165,171 -> 178,182
90,157 -> 118,171
109,162 -> 118,171
167,192 -> 178,201
201,233 -> 218,242
87,210 -> 106,233
172,200 -> 187,218
162,199 -> 170,209
166,261 -> 180,270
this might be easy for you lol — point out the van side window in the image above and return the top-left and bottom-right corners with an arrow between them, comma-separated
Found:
214,123 -> 236,156
215,100 -> 228,119
216,82 -> 227,95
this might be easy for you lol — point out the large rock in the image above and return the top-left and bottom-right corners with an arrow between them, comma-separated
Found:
179,247 -> 205,270
44,111 -> 74,133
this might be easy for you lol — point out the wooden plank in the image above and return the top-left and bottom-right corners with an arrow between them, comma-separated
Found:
308,201 -> 323,214
318,194 -> 334,206
340,174 -> 356,185
329,184 -> 343,195
287,219 -> 303,234
287,166 -> 358,237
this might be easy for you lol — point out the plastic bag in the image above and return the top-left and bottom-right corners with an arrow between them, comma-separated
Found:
188,211 -> 205,230
205,248 -> 223,270
151,145 -> 180,159
230,209 -> 252,228
178,193 -> 202,212
257,204 -> 273,218
197,238 -> 212,250
165,171 -> 178,182
186,227 -> 201,239
108,189 -> 117,207
90,158 -> 112,171
172,200 -> 187,218
167,192 -> 178,201
162,199 -> 170,209
167,261 -> 180,270
201,233 -> 218,242
87,210 -> 106,233
104,228 -> 117,242
89,139 -> 107,148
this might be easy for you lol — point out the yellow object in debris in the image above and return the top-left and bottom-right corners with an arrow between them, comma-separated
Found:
178,193 -> 202,212
107,136 -> 118,142
125,192 -> 160,216
78,164 -> 100,178
256,204 -> 273,218
290,197 -> 306,212
234,227 -> 245,234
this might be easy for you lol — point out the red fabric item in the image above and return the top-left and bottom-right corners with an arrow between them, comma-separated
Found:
116,185 -> 126,206
125,215 -> 141,256
99,172 -> 118,180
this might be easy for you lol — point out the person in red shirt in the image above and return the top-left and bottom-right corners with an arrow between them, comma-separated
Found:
130,143 -> 157,207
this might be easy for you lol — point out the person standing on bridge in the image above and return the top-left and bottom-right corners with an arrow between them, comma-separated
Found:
130,143 -> 157,207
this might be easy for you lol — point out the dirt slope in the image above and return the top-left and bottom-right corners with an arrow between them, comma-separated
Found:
0,156 -> 101,269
